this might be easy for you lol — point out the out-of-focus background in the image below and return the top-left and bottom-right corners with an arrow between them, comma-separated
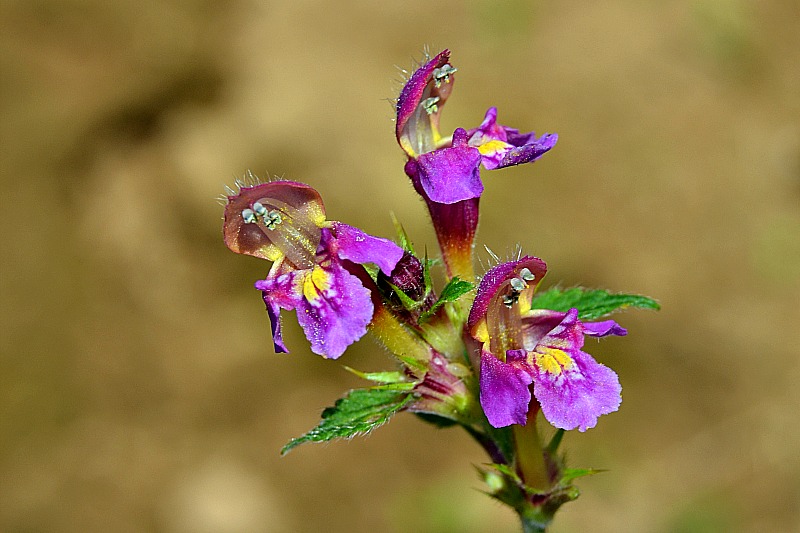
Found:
2,1 -> 799,531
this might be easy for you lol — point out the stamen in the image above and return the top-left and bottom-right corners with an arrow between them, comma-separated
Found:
252,202 -> 268,216
253,196 -> 321,269
519,267 -> 536,281
264,210 -> 283,230
242,208 -> 256,224
432,64 -> 457,87
510,277 -> 526,292
422,96 -> 440,115
502,293 -> 520,307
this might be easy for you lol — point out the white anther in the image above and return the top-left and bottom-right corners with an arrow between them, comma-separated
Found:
502,293 -> 520,307
510,277 -> 526,292
252,202 -> 267,216
432,64 -> 457,87
422,96 -> 440,115
519,268 -> 536,282
264,210 -> 283,230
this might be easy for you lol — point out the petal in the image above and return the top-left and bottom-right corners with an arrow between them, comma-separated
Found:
263,293 -> 289,353
467,107 -> 512,170
331,222 -> 404,275
583,319 -> 628,337
467,107 -> 507,144
466,109 -> 558,171
416,128 -> 483,204
505,128 -> 538,146
480,349 -> 534,428
523,308 -> 623,431
293,261 -> 374,359
532,349 -> 621,432
404,159 -> 481,279
255,264 -> 303,353
496,133 -> 558,169
537,308 -> 584,348
519,309 -> 572,350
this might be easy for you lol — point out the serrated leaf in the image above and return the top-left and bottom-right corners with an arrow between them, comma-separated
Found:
559,468 -> 606,484
420,277 -> 475,321
531,287 -> 660,320
281,388 -> 413,454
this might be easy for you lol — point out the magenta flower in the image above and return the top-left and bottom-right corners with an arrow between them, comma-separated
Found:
395,50 -> 557,280
223,180 -> 403,359
468,257 -> 625,430
396,50 -> 557,205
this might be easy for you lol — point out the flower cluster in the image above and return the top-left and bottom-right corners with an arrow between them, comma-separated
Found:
222,49 -> 657,531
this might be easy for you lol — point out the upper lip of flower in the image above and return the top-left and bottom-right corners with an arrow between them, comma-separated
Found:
468,256 -> 548,341
395,49 -> 456,159
222,180 -> 327,269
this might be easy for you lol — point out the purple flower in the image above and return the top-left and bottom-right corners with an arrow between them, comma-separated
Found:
395,50 -> 557,280
469,257 -> 624,431
223,181 -> 403,359
396,50 -> 557,205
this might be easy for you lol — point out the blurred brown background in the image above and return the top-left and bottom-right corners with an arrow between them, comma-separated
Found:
2,1 -> 799,532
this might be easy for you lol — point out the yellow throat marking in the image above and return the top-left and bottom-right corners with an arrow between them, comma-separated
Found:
477,139 -> 511,156
302,266 -> 331,303
535,347 -> 574,376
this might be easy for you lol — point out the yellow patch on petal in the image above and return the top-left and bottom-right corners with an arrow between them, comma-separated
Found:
302,266 -> 331,303
471,320 -> 489,343
535,347 -> 574,376
477,139 -> 511,157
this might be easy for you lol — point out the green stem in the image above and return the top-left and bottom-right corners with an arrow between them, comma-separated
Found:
519,508 -> 549,533
369,304 -> 431,364
512,412 -> 550,492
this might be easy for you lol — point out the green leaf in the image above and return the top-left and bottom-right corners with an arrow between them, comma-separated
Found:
362,263 -> 379,281
385,281 -> 421,311
343,367 -> 408,384
545,429 -> 565,455
281,388 -> 414,455
423,250 -> 434,296
391,212 -> 415,254
420,277 -> 475,321
559,468 -> 606,485
485,462 -> 523,484
531,287 -> 660,320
